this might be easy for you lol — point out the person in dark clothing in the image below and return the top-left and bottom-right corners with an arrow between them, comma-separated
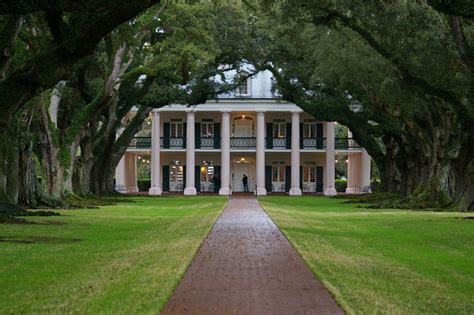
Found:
211,174 -> 221,193
242,174 -> 249,192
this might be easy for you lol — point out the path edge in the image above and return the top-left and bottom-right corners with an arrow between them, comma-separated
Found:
256,196 -> 349,314
159,195 -> 231,313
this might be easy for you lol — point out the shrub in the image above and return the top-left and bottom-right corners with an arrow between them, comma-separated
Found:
137,179 -> 151,192
336,179 -> 347,192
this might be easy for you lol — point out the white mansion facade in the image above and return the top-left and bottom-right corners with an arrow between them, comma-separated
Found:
115,71 -> 371,196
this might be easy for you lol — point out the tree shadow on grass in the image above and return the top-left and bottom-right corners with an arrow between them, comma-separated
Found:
0,236 -> 82,244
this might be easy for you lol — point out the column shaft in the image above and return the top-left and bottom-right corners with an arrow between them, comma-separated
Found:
290,112 -> 302,195
184,110 -> 197,195
149,111 -> 162,195
115,127 -> 127,193
256,111 -> 267,195
219,111 -> 231,195
324,122 -> 337,196
361,148 -> 372,193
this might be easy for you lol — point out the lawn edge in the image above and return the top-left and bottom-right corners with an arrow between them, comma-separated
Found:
257,197 -> 353,315
158,196 -> 230,313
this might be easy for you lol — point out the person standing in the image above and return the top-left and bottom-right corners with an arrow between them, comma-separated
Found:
242,174 -> 249,192
211,174 -> 221,193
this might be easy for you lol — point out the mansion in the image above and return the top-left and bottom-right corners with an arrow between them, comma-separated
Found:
115,71 -> 371,196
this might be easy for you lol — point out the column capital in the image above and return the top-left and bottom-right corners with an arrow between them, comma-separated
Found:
185,108 -> 196,114
220,110 -> 232,114
291,110 -> 303,115
256,110 -> 266,115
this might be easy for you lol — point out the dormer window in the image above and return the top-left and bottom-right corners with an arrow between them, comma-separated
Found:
236,78 -> 251,96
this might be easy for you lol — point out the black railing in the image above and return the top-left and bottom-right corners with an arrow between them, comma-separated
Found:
129,137 -> 152,148
230,137 -> 256,149
301,137 -> 326,150
272,138 -> 286,148
128,136 -> 361,150
335,138 -> 361,149
200,136 -> 220,149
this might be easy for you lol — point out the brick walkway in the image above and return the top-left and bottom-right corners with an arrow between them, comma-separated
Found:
161,196 -> 343,315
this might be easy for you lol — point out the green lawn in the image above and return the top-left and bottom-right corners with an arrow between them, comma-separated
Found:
0,196 -> 226,314
259,196 -> 474,315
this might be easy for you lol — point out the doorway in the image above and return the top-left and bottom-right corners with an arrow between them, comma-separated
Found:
232,157 -> 255,192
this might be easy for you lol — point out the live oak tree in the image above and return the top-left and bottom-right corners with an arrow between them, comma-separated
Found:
253,0 -> 473,210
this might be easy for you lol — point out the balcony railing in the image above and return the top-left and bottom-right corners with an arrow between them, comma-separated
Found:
230,137 -> 256,149
335,138 -> 361,150
128,136 -> 361,150
272,138 -> 287,148
129,137 -> 152,149
170,137 -> 184,148
301,137 -> 326,150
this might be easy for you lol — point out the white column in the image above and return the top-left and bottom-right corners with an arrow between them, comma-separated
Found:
324,121 -> 337,196
115,127 -> 127,193
149,111 -> 162,195
361,148 -> 372,193
115,156 -> 127,193
219,111 -> 232,195
289,111 -> 302,195
184,110 -> 197,195
256,111 -> 267,195
346,153 -> 361,194
127,154 -> 139,193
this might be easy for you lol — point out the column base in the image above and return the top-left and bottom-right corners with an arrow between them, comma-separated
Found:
129,186 -> 139,193
324,188 -> 337,196
255,187 -> 267,196
184,187 -> 197,195
115,185 -> 129,194
219,187 -> 232,196
289,188 -> 302,196
345,187 -> 360,195
149,187 -> 162,196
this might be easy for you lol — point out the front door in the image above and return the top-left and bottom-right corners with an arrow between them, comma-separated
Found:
272,163 -> 285,192
169,162 -> 184,192
303,166 -> 316,192
232,161 -> 254,192
200,163 -> 215,192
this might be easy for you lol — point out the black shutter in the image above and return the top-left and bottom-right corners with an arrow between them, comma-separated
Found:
285,166 -> 291,192
316,123 -> 324,149
316,166 -> 324,192
183,165 -> 186,190
265,166 -> 272,193
183,123 -> 187,148
300,166 -> 303,190
195,123 -> 201,149
163,123 -> 170,148
162,165 -> 170,191
214,123 -> 221,149
195,166 -> 201,192
266,123 -> 273,149
299,123 -> 304,149
285,123 -> 291,149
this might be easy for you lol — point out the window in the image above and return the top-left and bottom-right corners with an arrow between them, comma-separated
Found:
201,121 -> 214,137
272,161 -> 285,182
303,122 -> 315,138
273,120 -> 286,138
236,78 -> 251,96
170,120 -> 183,138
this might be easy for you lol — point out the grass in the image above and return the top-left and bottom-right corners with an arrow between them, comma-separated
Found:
0,196 -> 227,314
259,196 -> 474,315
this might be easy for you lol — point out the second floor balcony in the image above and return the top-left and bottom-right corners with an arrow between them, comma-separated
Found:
128,136 -> 361,151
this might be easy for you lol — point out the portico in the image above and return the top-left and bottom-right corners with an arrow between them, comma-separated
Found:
115,72 -> 371,196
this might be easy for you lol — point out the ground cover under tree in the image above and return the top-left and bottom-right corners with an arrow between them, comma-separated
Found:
259,196 -> 474,314
0,196 -> 226,314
